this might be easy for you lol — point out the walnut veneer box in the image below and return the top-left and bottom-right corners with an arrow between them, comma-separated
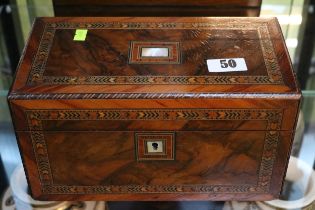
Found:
8,17 -> 301,201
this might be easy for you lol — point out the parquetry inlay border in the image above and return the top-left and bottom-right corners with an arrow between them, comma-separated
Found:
27,21 -> 283,85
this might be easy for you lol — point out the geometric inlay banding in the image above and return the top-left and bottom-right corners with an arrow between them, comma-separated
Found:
26,108 -> 282,194
27,21 -> 283,85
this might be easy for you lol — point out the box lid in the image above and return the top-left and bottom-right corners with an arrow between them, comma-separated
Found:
9,17 -> 300,100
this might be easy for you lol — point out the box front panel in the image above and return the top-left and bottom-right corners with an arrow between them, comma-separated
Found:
42,131 -> 265,186
13,107 -> 294,200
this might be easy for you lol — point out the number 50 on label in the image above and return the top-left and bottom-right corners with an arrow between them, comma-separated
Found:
207,58 -> 248,72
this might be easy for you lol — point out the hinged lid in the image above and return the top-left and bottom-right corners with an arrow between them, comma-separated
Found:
9,17 -> 300,100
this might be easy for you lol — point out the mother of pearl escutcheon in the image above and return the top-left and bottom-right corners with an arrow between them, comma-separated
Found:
141,47 -> 169,57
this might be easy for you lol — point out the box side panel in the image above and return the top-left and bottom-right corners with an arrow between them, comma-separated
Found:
14,132 -> 43,198
9,18 -> 46,92
269,131 -> 295,198
267,18 -> 300,92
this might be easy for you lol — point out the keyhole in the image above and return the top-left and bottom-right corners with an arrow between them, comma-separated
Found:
152,142 -> 159,150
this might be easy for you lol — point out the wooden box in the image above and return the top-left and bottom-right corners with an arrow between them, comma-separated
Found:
8,17 -> 301,201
